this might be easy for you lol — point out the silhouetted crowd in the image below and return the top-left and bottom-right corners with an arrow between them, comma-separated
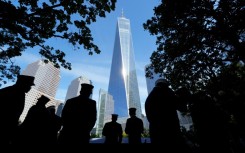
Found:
0,75 -> 245,153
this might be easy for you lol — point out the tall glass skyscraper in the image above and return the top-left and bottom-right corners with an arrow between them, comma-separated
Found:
108,14 -> 142,118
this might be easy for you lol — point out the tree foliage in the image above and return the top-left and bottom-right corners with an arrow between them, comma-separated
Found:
0,0 -> 116,86
143,0 -> 244,93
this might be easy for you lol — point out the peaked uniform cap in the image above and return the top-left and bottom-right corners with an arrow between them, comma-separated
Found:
39,95 -> 50,102
155,78 -> 168,86
36,95 -> 50,106
129,107 -> 137,112
17,75 -> 35,85
81,83 -> 94,90
47,105 -> 55,110
111,114 -> 118,117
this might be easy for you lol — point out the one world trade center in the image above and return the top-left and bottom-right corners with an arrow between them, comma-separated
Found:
108,13 -> 142,118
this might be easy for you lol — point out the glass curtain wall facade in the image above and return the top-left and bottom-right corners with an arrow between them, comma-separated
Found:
108,15 -> 142,118
96,89 -> 114,136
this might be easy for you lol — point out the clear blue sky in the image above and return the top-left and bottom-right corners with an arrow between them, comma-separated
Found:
5,0 -> 160,115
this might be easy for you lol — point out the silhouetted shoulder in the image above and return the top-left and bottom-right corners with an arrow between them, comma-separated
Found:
89,99 -> 96,104
0,85 -> 15,94
66,96 -> 80,102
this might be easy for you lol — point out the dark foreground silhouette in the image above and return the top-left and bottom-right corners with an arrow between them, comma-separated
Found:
0,75 -> 35,144
58,83 -> 97,144
102,114 -> 123,144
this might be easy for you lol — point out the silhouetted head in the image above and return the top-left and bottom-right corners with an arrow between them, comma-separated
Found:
155,78 -> 169,87
129,107 -> 136,116
36,95 -> 50,106
16,75 -> 35,92
80,83 -> 94,97
47,105 -> 56,114
111,114 -> 118,122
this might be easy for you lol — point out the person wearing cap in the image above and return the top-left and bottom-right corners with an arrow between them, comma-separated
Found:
58,83 -> 97,144
102,114 -> 123,144
18,95 -> 52,144
145,78 -> 182,147
125,107 -> 144,144
0,74 -> 35,144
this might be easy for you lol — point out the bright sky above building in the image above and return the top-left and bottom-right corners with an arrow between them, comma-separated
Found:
4,0 -> 161,115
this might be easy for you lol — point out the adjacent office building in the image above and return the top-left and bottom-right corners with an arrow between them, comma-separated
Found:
22,60 -> 60,97
96,89 -> 114,136
64,76 -> 92,101
57,76 -> 93,117
108,14 -> 142,119
20,59 -> 61,122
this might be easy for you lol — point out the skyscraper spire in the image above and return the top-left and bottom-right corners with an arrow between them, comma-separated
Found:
121,8 -> 124,17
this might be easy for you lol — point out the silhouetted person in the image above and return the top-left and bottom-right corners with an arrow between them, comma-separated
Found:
125,107 -> 144,144
102,114 -> 123,144
145,79 -> 183,149
18,95 -> 52,144
0,74 -> 35,144
47,105 -> 62,144
58,83 -> 97,144
189,91 -> 232,153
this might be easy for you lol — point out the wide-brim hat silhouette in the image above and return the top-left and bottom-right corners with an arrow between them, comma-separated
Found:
17,75 -> 35,86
